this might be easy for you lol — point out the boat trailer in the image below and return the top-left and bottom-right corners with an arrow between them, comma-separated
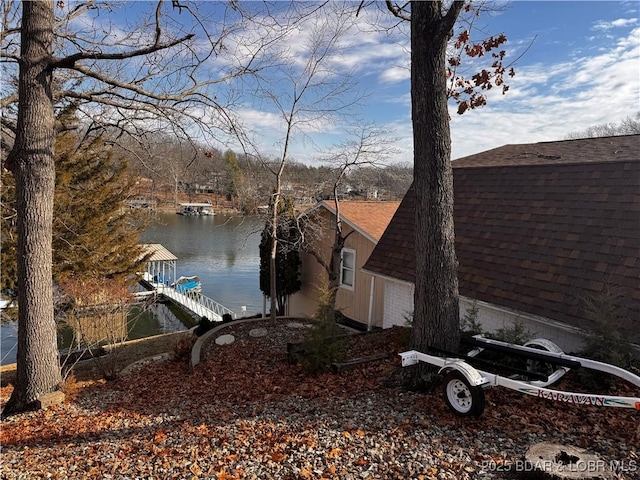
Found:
399,335 -> 640,416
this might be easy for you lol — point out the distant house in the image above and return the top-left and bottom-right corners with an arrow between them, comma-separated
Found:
289,200 -> 400,327
363,135 -> 640,351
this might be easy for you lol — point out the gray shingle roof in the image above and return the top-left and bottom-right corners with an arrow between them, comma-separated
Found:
363,135 -> 640,337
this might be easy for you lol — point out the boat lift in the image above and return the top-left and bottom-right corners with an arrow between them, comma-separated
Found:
400,335 -> 640,416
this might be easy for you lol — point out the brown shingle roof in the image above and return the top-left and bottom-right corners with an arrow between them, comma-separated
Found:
364,135 -> 640,336
320,201 -> 400,241
140,244 -> 177,262
452,135 -> 638,168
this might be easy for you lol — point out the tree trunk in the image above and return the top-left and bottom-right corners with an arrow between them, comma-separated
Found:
327,231 -> 344,317
3,0 -> 62,417
269,190 -> 279,323
409,2 -> 461,386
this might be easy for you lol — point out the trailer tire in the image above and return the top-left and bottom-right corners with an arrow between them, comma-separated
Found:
442,371 -> 485,416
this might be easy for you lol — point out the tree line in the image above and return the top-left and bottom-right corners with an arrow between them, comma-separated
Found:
120,134 -> 414,212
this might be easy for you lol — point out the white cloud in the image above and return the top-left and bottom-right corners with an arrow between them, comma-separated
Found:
380,65 -> 410,83
229,7 -> 639,166
449,25 -> 640,160
592,18 -> 638,31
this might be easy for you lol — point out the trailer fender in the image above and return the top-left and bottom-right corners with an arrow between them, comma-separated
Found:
438,360 -> 489,388
523,338 -> 564,354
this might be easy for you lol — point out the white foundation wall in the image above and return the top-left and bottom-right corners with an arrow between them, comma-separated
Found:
382,281 -> 414,329
380,278 -> 591,353
458,296 -> 588,353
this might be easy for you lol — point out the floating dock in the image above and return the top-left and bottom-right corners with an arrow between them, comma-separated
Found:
139,244 -> 235,322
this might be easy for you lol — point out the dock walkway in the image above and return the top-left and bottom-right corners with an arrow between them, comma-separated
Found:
141,273 -> 235,322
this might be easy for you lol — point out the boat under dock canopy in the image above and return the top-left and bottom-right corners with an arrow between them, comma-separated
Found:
139,243 -> 178,288
177,203 -> 214,216
138,244 -> 235,322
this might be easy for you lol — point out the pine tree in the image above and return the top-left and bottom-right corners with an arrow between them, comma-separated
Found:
1,129 -> 147,299
259,198 -> 301,316
52,132 -> 147,287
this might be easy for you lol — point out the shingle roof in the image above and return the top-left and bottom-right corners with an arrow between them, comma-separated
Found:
319,201 -> 400,241
364,135 -> 640,336
452,135 -> 638,168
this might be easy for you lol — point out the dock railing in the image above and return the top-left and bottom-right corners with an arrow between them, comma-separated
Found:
179,289 -> 236,320
141,272 -> 236,321
156,284 -> 236,322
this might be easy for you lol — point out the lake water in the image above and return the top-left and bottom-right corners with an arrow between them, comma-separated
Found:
140,212 -> 265,316
0,212 -> 265,365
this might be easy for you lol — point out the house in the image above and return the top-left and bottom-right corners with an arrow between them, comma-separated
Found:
288,200 -> 400,328
363,135 -> 640,351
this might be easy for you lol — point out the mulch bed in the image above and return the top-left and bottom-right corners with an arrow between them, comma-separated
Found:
1,318 -> 638,479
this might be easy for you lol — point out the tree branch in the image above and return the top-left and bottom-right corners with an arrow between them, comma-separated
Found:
385,1 -> 411,21
50,33 -> 194,69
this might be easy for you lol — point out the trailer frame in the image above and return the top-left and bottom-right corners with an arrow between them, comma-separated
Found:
399,335 -> 640,416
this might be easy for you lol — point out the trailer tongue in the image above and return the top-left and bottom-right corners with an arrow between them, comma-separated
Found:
400,335 -> 640,417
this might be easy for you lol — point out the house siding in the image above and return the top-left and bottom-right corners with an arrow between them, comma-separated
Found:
289,207 -> 386,328
288,250 -> 323,318
334,230 -> 380,325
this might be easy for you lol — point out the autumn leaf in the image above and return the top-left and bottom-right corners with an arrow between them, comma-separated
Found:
197,423 -> 209,435
270,451 -> 287,462
328,447 -> 343,459
190,462 -> 202,476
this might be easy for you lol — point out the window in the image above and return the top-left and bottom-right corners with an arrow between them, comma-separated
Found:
340,248 -> 355,290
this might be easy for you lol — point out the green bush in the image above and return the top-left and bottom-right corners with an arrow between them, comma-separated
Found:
476,320 -> 535,372
490,320 -> 534,345
578,289 -> 634,390
300,286 -> 347,374
460,302 -> 483,336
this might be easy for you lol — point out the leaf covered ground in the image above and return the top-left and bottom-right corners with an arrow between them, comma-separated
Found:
1,319 -> 638,479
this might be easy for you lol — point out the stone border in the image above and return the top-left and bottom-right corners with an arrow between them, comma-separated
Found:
120,353 -> 172,376
189,317 -> 311,370
190,318 -> 266,370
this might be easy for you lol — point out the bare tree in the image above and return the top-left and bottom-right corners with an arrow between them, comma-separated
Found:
0,0 -> 283,417
301,123 -> 397,316
566,112 -> 640,139
246,5 -> 363,322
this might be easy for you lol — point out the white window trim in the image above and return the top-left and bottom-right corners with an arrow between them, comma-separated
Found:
340,248 -> 356,291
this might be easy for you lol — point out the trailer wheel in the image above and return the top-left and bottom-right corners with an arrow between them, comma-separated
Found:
442,371 -> 485,416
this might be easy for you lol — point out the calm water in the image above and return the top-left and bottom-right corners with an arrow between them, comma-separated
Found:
141,213 -> 264,315
0,213 -> 265,365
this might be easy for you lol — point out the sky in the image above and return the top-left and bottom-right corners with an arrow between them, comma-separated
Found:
227,1 -> 640,164
446,1 -> 640,160
42,1 -> 640,165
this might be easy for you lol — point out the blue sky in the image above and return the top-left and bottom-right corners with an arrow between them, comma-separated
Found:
443,1 -> 640,159
63,1 -> 640,165
219,1 -> 639,164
